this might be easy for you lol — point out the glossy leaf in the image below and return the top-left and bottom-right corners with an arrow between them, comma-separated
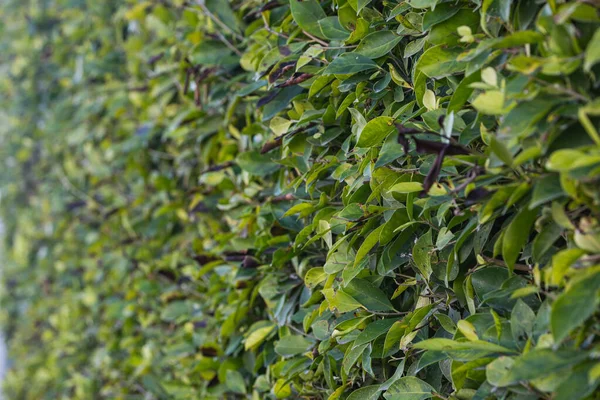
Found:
356,31 -> 403,59
383,376 -> 435,400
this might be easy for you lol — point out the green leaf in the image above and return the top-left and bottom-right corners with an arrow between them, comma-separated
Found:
349,0 -> 373,13
374,72 -> 392,93
325,244 -> 354,274
413,229 -> 433,279
380,209 -> 410,245
546,149 -> 600,172
356,31 -> 403,59
389,182 -> 424,193
472,91 -> 506,116
205,0 -> 240,32
384,320 -> 406,355
323,288 -> 363,313
530,174 -> 565,209
511,300 -> 535,346
502,206 -> 538,273
429,9 -> 479,46
513,146 -> 542,166
448,70 -> 481,112
337,92 -> 358,118
416,45 -> 466,78
309,75 -> 336,98
274,379 -> 292,398
318,17 -> 350,40
357,116 -> 396,147
6,0 -> 600,397
346,279 -> 395,311
354,318 -> 400,347
584,28 -> 600,72
460,31 -> 545,62
485,356 -> 515,387
489,136 -> 513,166
435,227 -> 454,249
412,338 -> 515,354
422,3 -> 460,31
409,0 -> 438,9
422,89 -> 437,111
343,342 -> 369,374
160,301 -> 192,322
495,349 -> 590,386
499,98 -> 558,138
225,370 -> 247,394
551,268 -> 600,343
304,267 -> 328,288
551,248 -> 585,285
406,304 -> 435,333
554,361 -> 600,400
262,86 -> 304,121
383,376 -> 435,400
343,255 -> 369,286
347,17 -> 370,43
338,203 -> 365,221
348,385 -> 382,400
375,131 -> 403,168
457,320 -> 478,341
404,38 -> 426,59
323,53 -> 379,75
353,225 -> 384,268
333,316 -> 369,337
381,360 -> 407,391
284,202 -> 315,217
289,0 -> 327,39
434,313 -> 457,334
274,335 -> 315,357
245,324 -> 276,350
532,221 -> 562,261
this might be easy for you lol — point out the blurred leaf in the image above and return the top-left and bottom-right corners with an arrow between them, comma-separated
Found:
383,376 -> 435,400
275,335 -> 315,357
551,268 -> 600,343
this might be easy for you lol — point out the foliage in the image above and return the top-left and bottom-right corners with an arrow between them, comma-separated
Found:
1,0 -> 600,399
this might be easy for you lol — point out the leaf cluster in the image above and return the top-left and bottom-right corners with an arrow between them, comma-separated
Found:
1,0 -> 600,399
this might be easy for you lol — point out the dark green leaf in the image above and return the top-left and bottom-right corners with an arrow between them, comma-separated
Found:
346,279 -> 396,312
323,53 -> 379,75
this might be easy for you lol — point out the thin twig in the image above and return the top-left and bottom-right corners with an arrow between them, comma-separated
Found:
449,168 -> 480,195
196,0 -> 245,41
302,30 -> 328,46
214,30 -> 243,56
287,324 -> 317,340
149,150 -> 176,159
481,255 -> 531,273
532,76 -> 589,102
56,167 -> 102,210
318,45 -> 358,50
262,14 -> 290,39
366,309 -> 409,316
573,254 -> 600,269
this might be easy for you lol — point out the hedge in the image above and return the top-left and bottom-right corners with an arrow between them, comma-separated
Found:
1,0 -> 600,399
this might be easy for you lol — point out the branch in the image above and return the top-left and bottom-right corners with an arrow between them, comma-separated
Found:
196,0 -> 245,42
302,30 -> 328,46
481,255 -> 531,273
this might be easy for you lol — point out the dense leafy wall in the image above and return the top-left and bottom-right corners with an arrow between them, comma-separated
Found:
1,0 -> 600,399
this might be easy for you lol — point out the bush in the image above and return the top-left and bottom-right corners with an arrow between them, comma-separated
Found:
1,0 -> 600,399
